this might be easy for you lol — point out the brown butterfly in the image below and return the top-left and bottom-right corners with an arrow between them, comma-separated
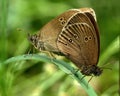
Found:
29,8 -> 103,76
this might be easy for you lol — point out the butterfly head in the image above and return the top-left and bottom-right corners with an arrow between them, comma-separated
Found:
28,33 -> 45,51
81,65 -> 103,76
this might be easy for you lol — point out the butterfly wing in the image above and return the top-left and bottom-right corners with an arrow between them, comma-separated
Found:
57,13 -> 99,68
84,12 -> 100,56
37,9 -> 81,52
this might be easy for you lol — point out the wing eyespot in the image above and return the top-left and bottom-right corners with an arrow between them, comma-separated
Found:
68,38 -> 73,43
59,17 -> 66,25
59,17 -> 64,21
84,36 -> 89,42
89,36 -> 92,40
61,20 -> 66,25
84,36 -> 92,42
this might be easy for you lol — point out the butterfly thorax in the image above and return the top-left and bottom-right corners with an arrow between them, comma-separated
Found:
81,65 -> 103,76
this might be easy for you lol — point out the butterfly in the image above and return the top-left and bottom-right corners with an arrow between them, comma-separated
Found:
29,8 -> 103,76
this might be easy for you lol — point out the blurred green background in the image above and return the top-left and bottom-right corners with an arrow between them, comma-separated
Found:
0,0 -> 119,96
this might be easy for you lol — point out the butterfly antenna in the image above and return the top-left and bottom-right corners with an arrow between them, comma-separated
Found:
99,63 -> 113,71
100,67 -> 112,70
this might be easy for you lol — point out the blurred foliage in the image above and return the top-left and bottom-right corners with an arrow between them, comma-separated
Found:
0,0 -> 119,96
